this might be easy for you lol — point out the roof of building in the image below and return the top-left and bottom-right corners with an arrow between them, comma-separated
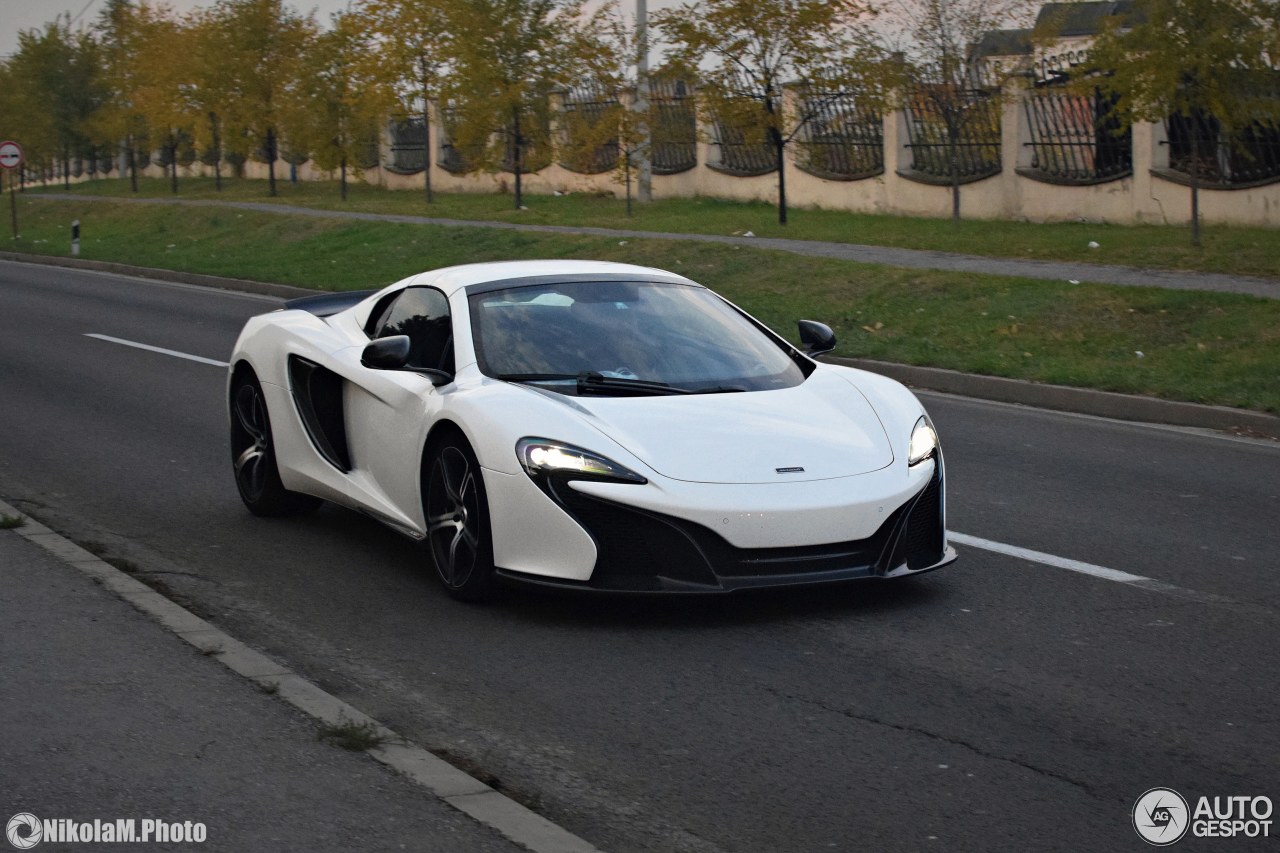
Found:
1034,1 -> 1135,38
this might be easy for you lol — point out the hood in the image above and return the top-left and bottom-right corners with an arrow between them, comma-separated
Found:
566,370 -> 894,484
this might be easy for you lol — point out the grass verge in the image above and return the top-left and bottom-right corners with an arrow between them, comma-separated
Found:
8,196 -> 1279,414
30,177 -> 1280,280
318,717 -> 387,752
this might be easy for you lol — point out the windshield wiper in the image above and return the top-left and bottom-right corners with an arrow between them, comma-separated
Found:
497,371 -> 695,396
577,372 -> 695,396
692,385 -> 749,394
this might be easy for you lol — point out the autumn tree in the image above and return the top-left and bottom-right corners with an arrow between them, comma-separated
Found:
1074,0 -> 1280,246
445,0 -> 599,209
557,1 -> 651,214
6,18 -> 107,189
654,0 -> 883,225
185,3 -> 245,191
95,0 -> 154,191
115,4 -> 192,193
354,0 -> 452,203
0,46 -> 60,184
286,12 -> 385,200
890,0 -> 1037,221
199,0 -> 315,197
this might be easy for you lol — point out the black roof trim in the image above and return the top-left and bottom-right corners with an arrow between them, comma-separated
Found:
464,272 -> 701,296
284,289 -> 378,317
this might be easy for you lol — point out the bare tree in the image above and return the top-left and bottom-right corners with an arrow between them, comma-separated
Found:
889,0 -> 1037,220
1074,0 -> 1280,245
655,0 -> 883,225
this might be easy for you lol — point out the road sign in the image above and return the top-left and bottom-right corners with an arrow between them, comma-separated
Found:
0,141 -> 23,169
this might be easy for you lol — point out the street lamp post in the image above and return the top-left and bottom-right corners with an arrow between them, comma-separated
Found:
635,0 -> 652,204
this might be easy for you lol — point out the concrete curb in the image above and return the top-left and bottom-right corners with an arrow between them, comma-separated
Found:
826,357 -> 1280,439
3,250 -> 1276,439
0,499 -> 603,853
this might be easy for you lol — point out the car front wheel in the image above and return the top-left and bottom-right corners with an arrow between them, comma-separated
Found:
230,371 -> 322,517
424,435 -> 495,602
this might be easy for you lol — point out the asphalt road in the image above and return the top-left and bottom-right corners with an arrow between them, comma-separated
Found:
2,260 -> 1277,852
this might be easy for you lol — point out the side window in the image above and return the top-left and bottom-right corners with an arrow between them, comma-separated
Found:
373,287 -> 455,373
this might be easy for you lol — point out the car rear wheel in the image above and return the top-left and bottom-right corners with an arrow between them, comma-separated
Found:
230,372 -> 322,517
424,435 -> 495,602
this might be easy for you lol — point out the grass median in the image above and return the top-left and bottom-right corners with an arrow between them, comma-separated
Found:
31,177 -> 1280,280
9,195 -> 1279,414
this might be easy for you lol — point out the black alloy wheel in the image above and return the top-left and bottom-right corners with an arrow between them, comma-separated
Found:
424,436 -> 495,601
230,372 -> 321,516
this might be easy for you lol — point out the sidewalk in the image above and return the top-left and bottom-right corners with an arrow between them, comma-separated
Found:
0,524 -> 528,852
32,193 -> 1280,300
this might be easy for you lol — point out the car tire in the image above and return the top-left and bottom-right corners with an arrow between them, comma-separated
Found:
423,434 -> 496,602
230,371 -> 322,517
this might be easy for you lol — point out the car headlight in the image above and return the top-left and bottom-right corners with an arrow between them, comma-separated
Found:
516,438 -> 647,484
908,416 -> 938,466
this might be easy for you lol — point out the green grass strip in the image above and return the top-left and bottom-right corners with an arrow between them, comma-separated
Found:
11,195 -> 1279,414
33,177 -> 1280,279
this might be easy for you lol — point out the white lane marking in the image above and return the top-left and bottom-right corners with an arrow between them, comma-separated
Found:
85,333 -> 229,368
949,531 -> 1233,604
948,531 -> 1145,582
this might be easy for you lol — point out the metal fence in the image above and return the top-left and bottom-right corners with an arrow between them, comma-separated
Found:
437,105 -> 473,174
356,129 -> 381,171
648,76 -> 697,174
796,92 -> 883,180
903,70 -> 1002,182
498,104 -> 552,174
1024,89 -> 1131,183
386,117 -> 426,174
1021,52 -> 1131,183
1165,110 -> 1280,185
704,90 -> 775,177
559,82 -> 620,174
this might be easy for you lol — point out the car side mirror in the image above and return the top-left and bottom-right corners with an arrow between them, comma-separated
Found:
798,320 -> 837,358
361,335 -> 454,387
362,335 -> 411,369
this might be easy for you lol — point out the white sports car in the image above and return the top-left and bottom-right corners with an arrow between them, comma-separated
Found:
228,260 -> 955,600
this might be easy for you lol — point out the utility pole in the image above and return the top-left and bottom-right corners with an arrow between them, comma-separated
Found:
634,0 -> 652,204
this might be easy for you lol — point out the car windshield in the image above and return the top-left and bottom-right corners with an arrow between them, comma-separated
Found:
469,280 -> 810,395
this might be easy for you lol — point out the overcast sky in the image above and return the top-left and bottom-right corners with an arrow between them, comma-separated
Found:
0,0 -> 687,58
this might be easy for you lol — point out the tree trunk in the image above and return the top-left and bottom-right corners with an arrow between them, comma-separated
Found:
340,155 -> 348,201
625,151 -> 632,217
63,145 -> 70,190
512,106 -> 523,210
1189,123 -> 1201,248
170,135 -> 179,194
421,60 -> 434,205
267,128 -> 278,197
128,137 -> 138,193
774,129 -> 787,226
949,123 -> 961,221
211,113 -> 222,192
635,0 -> 652,204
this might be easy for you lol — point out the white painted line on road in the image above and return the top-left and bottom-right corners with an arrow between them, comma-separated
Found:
85,333 -> 229,367
949,532 -> 1146,582
949,531 -> 1234,604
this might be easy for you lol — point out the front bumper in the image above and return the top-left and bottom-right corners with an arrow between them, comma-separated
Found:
496,456 -> 955,593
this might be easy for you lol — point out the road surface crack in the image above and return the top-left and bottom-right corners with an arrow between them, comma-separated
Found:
764,687 -> 1106,800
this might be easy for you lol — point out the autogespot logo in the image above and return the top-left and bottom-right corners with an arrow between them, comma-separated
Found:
1134,788 -> 1191,845
6,813 -> 42,850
